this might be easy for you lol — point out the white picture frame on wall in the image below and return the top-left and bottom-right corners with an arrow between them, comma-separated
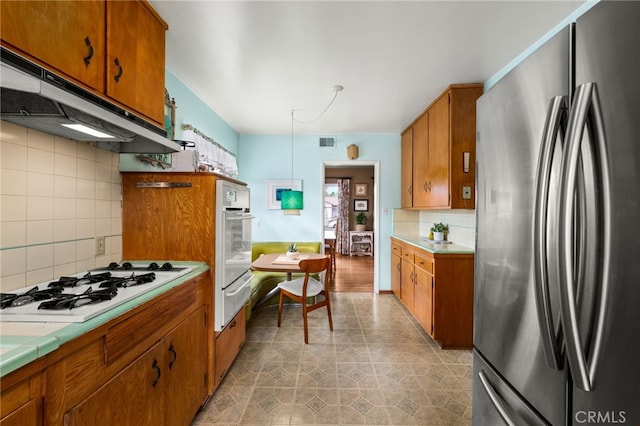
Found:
266,179 -> 303,209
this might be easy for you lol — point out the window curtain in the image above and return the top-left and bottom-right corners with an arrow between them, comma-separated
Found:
336,178 -> 351,255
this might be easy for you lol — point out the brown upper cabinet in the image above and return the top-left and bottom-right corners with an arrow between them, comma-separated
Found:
0,0 -> 167,126
401,84 -> 483,209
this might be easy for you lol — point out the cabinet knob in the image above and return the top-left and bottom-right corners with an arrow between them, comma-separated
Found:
114,57 -> 123,83
83,36 -> 94,66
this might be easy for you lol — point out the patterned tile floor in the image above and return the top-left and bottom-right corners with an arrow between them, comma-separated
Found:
193,293 -> 472,425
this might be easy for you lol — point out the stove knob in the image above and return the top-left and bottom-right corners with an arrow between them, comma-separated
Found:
122,262 -> 133,270
161,262 -> 173,271
148,262 -> 159,270
108,262 -> 119,270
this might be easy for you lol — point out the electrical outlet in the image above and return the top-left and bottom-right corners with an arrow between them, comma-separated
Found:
95,236 -> 106,256
462,186 -> 472,200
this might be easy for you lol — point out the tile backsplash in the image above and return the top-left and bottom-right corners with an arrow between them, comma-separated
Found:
393,208 -> 476,249
1,122 -> 122,292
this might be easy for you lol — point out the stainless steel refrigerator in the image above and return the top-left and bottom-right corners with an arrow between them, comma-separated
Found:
473,2 -> 640,425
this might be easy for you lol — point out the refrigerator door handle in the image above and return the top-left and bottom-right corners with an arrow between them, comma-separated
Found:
533,95 -> 567,370
478,370 -> 517,426
557,82 -> 611,392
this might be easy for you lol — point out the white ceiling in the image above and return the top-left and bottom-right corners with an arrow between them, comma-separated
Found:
151,1 -> 584,135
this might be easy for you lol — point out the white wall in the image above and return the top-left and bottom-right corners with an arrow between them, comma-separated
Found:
1,122 -> 122,292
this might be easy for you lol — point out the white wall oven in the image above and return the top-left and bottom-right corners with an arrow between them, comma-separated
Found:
214,180 -> 253,331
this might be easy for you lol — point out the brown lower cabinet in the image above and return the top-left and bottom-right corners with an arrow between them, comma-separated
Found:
391,238 -> 474,349
0,271 -> 209,426
215,308 -> 246,385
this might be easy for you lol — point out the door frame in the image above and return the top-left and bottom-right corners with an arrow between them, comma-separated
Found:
321,160 -> 380,293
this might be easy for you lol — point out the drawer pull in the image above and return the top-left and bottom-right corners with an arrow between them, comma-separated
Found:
83,36 -> 94,66
168,343 -> 177,370
114,57 -> 123,83
151,358 -> 161,387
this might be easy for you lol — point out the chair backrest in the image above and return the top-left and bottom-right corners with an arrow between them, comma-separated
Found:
299,257 -> 331,274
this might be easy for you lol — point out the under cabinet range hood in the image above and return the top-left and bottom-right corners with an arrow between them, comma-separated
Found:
0,48 -> 180,153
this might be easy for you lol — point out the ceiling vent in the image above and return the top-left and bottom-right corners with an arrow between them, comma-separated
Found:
319,137 -> 336,148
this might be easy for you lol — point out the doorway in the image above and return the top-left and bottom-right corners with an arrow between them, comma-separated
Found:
322,161 -> 379,293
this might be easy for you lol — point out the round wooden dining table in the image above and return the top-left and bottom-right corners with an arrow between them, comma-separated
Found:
251,253 -> 329,280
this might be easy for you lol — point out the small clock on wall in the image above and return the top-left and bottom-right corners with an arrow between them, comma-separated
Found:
164,88 -> 176,140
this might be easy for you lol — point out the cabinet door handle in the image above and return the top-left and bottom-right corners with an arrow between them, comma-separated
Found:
83,36 -> 94,66
408,185 -> 412,195
114,57 -> 123,83
151,358 -> 161,387
168,343 -> 177,370
229,320 -> 237,328
423,182 -> 428,192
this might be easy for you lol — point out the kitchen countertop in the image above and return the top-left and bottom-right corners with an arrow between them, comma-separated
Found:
0,261 -> 209,378
392,234 -> 475,254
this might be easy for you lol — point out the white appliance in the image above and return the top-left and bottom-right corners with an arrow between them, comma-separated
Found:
214,180 -> 253,331
0,263 -> 194,323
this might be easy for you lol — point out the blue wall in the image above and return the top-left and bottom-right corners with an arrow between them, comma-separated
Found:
165,70 -> 239,153
239,133 -> 401,290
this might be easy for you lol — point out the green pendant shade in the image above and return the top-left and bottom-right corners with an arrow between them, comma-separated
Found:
281,190 -> 303,212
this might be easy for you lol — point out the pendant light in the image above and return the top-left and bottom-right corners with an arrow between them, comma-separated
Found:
281,109 -> 303,215
281,84 -> 344,215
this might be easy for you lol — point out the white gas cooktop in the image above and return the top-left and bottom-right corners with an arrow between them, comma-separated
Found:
0,263 -> 194,323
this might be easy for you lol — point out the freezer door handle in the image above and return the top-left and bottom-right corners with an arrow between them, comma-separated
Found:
533,95 -> 567,370
557,82 -> 612,392
478,370 -> 517,426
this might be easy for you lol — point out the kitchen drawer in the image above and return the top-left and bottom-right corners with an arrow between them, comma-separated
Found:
414,252 -> 434,274
215,308 -> 246,385
105,279 -> 197,364
391,241 -> 403,256
401,247 -> 415,263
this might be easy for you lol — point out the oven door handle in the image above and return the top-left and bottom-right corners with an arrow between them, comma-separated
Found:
225,274 -> 253,296
224,213 -> 255,221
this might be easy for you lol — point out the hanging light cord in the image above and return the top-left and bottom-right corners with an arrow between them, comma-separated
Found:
290,109 -> 295,182
292,85 -> 343,124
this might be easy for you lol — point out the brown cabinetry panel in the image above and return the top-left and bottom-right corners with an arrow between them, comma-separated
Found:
215,308 -> 246,385
391,242 -> 402,298
391,238 -> 474,348
64,343 -> 165,426
412,113 -> 430,207
401,129 -> 414,208
0,0 -> 167,126
1,0 -> 106,91
0,376 -> 42,426
164,307 -> 208,426
106,0 -> 167,124
427,93 -> 450,207
414,266 -> 433,335
401,84 -> 482,209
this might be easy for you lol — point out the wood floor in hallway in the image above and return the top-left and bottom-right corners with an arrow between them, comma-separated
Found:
328,254 -> 374,293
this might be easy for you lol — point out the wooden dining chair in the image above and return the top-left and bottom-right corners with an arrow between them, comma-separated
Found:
324,238 -> 336,275
277,256 -> 333,344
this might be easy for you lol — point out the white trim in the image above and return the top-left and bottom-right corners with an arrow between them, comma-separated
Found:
322,160 -> 380,293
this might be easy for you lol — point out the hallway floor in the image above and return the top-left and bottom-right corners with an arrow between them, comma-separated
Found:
193,293 -> 472,425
